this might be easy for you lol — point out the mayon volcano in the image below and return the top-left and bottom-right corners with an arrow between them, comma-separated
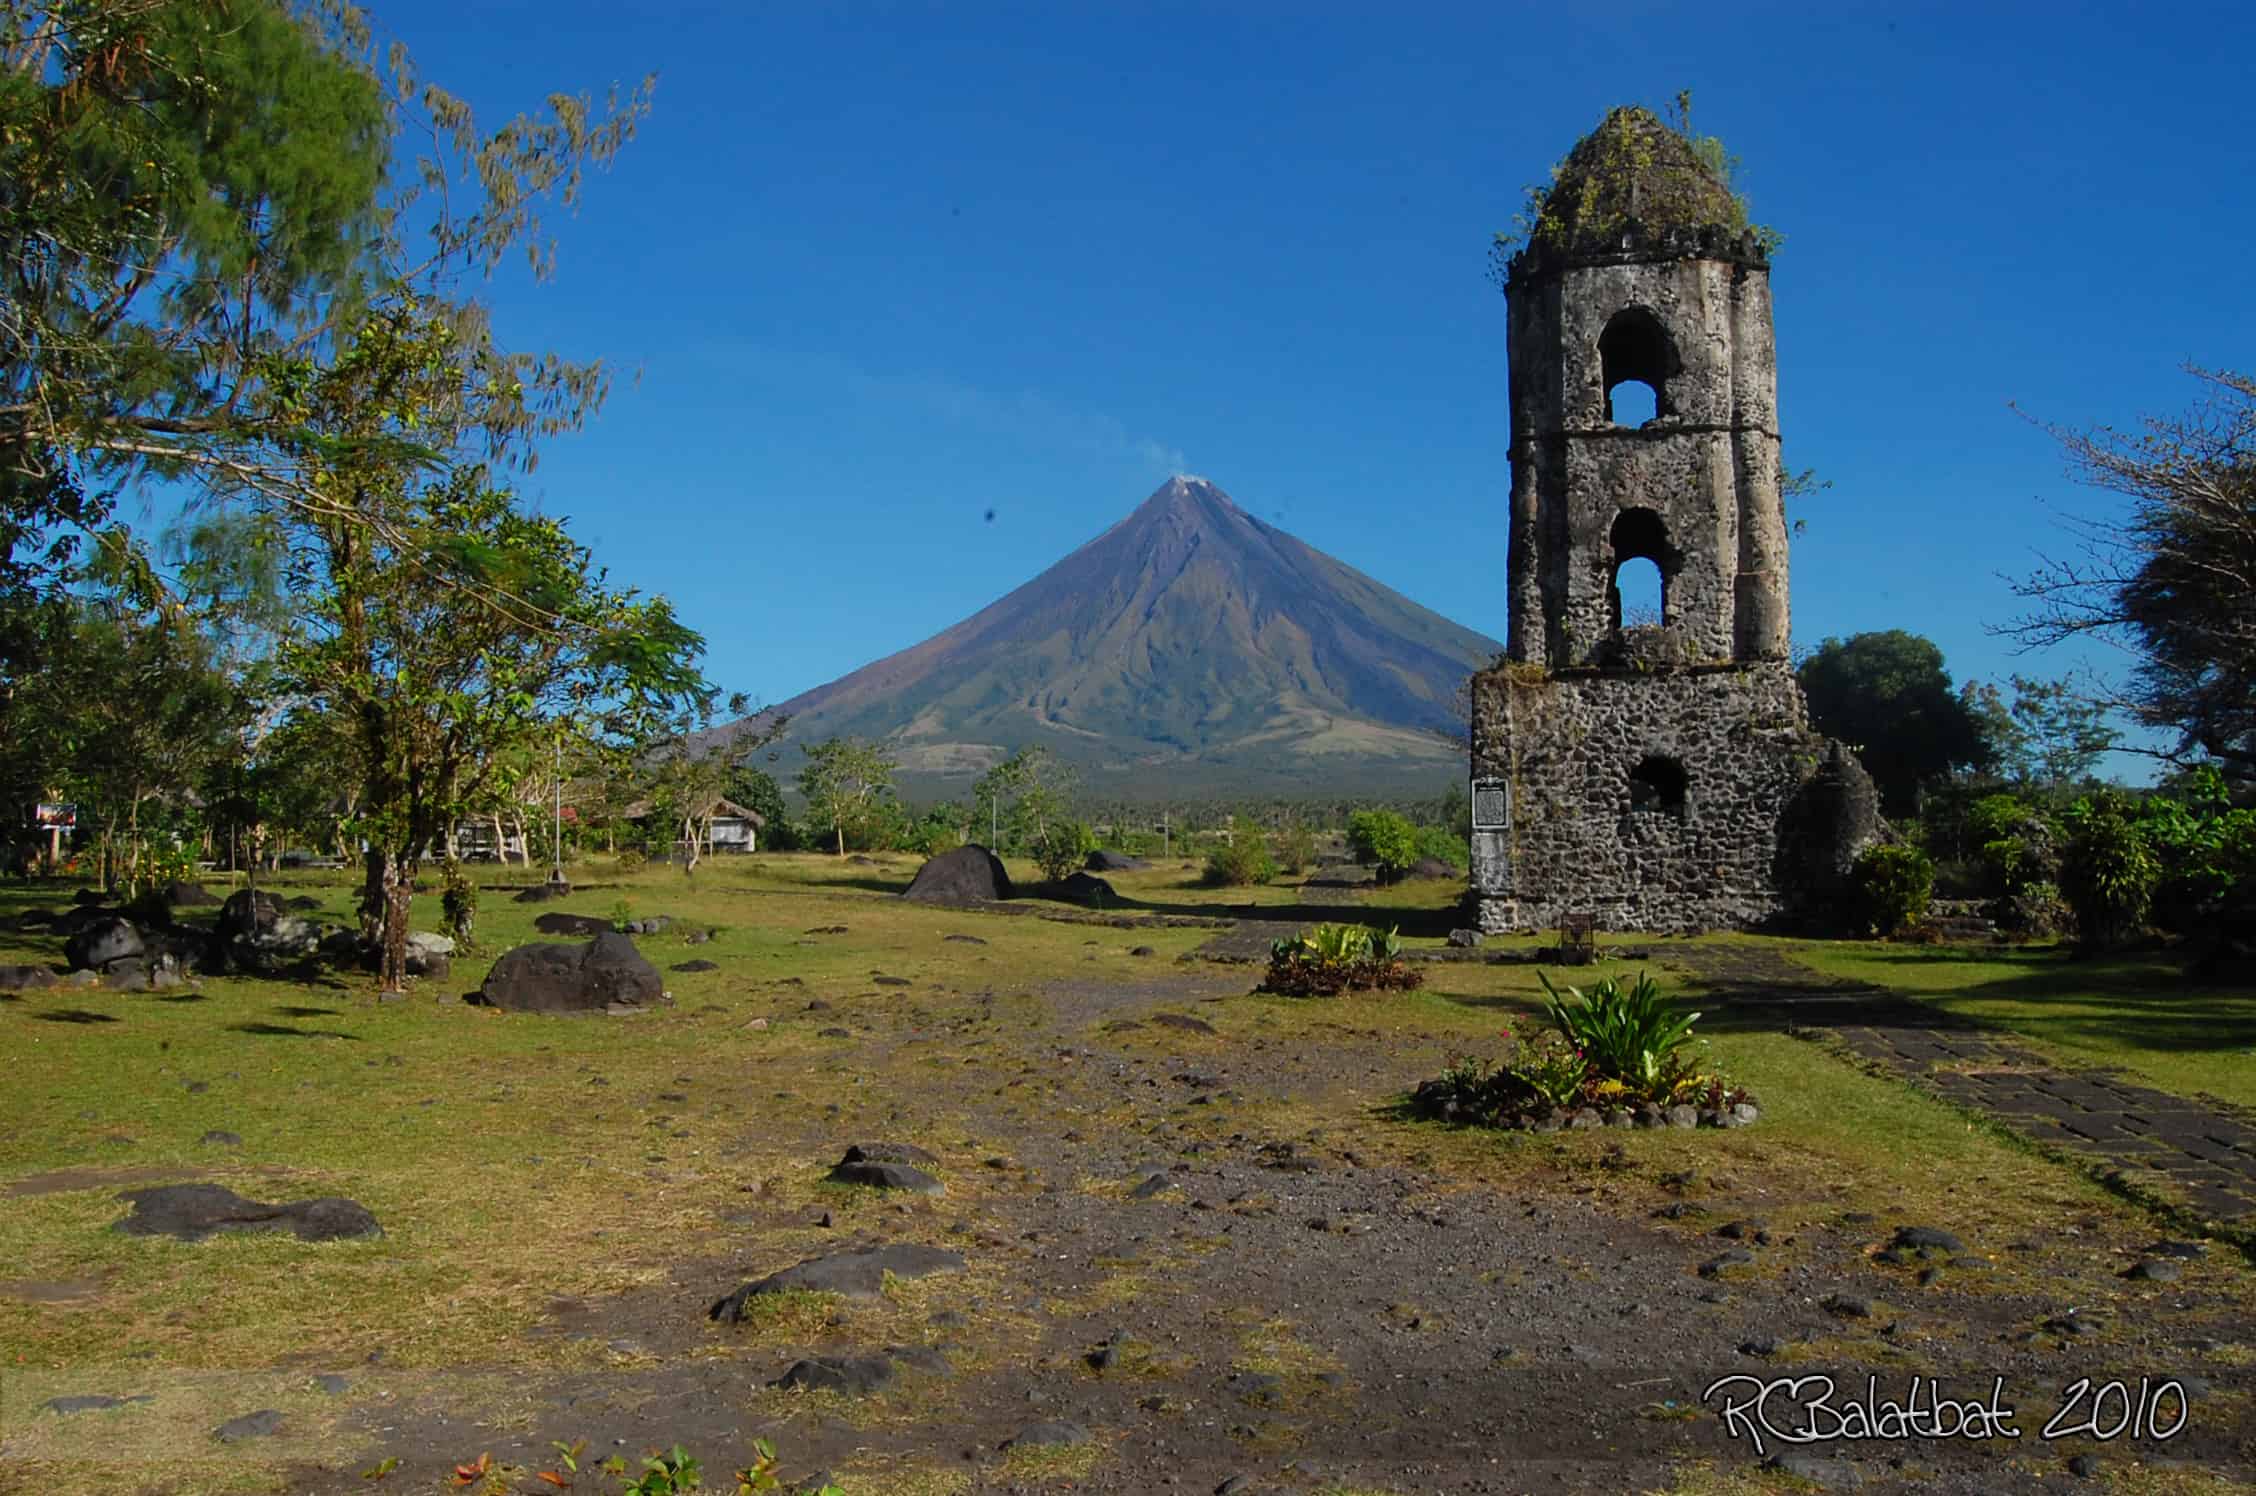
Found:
742,477 -> 1504,799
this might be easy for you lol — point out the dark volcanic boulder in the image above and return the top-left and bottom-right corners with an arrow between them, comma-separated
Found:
903,844 -> 1012,904
512,880 -> 572,903
0,964 -> 60,992
1085,849 -> 1150,872
113,1183 -> 381,1243
478,932 -> 664,1013
64,916 -> 144,972
49,902 -> 119,936
216,889 -> 289,941
1054,871 -> 1116,906
709,1243 -> 966,1320
163,880 -> 220,907
1409,857 -> 1458,879
211,889 -> 320,973
533,911 -> 613,938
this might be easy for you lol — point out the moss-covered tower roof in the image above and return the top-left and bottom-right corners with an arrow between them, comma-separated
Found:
1508,104 -> 1774,281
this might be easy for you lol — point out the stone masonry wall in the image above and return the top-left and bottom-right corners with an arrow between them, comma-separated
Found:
1468,661 -> 1827,934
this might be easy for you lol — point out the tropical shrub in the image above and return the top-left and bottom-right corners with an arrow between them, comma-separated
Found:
1850,843 -> 1934,936
1262,923 -> 1422,995
1270,823 -> 1318,876
1032,819 -> 1097,881
2059,792 -> 2159,951
1346,808 -> 1420,882
1412,823 -> 1467,871
1538,970 -> 1703,1099
1202,836 -> 1276,887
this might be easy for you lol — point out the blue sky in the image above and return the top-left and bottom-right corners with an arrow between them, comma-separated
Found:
350,1 -> 2251,771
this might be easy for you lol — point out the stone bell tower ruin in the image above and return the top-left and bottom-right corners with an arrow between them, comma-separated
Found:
1468,106 -> 1880,935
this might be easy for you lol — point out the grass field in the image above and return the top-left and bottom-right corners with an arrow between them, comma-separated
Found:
1,854 -> 2250,1493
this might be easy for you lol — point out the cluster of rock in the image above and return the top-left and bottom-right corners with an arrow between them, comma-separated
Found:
0,885 -> 464,992
1413,1083 -> 1760,1134
899,844 -> 1148,907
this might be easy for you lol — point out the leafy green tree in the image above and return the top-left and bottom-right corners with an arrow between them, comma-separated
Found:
797,738 -> 899,856
2,3 -> 654,603
2009,367 -> 2255,786
1031,819 -> 1097,882
972,746 -> 1077,852
1346,808 -> 1421,883
181,299 -> 707,987
1965,675 -> 2120,792
2058,791 -> 2160,952
1798,631 -> 1988,817
722,762 -> 794,851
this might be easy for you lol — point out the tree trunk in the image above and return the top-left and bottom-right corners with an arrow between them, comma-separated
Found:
378,853 -> 412,995
835,819 -> 845,857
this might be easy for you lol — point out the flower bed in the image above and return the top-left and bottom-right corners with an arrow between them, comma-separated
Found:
1410,971 -> 1757,1132
1260,923 -> 1425,996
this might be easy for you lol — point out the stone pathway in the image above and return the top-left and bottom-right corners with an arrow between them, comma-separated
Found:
1670,943 -> 2256,1227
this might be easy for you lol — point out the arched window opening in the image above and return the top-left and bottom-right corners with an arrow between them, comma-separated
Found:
1629,755 -> 1689,817
1609,380 -> 1658,426
1599,306 -> 1676,425
1614,557 -> 1664,630
1608,506 -> 1673,631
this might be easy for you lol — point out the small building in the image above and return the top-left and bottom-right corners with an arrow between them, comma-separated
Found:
706,798 -> 764,853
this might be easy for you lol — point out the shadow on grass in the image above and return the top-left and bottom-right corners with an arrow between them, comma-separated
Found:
273,1004 -> 345,1019
227,1021 -> 360,1040
1833,947 -> 2256,1060
35,1008 -> 118,1024
154,991 -> 207,1003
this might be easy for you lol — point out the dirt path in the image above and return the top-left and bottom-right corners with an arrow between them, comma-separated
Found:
233,949 -> 2254,1495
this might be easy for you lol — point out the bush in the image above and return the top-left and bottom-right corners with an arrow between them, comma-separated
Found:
1261,923 -> 1424,996
1201,836 -> 1276,887
1346,809 -> 1419,882
1032,819 -> 1097,881
1413,971 -> 1740,1126
441,860 -> 478,951
1851,843 -> 1934,936
1412,824 -> 1467,871
615,849 -> 647,876
2060,792 -> 2159,951
1271,823 -> 1318,876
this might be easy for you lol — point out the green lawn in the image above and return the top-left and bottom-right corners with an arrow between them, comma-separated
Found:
1794,941 -> 2256,1113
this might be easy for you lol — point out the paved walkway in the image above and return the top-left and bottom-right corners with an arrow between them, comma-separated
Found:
1669,944 -> 2256,1228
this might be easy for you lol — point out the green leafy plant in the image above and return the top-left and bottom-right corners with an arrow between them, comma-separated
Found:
1850,843 -> 1935,937
441,858 -> 479,951
1537,970 -> 1701,1097
1262,923 -> 1423,996
623,1446 -> 701,1496
1345,808 -> 1419,883
1270,822 -> 1318,876
1032,818 -> 1097,882
2060,791 -> 2160,952
1201,836 -> 1276,887
1412,823 -> 1467,871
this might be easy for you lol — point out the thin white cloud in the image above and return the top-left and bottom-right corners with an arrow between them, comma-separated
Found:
731,345 -> 1187,477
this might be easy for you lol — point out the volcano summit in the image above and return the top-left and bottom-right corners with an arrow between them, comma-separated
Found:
741,477 -> 1503,799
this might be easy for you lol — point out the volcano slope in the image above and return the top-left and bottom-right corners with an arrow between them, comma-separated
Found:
0,855 -> 2250,1494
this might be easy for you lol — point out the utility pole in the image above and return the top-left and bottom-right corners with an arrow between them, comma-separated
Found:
1162,808 -> 1169,860
550,735 -> 566,888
